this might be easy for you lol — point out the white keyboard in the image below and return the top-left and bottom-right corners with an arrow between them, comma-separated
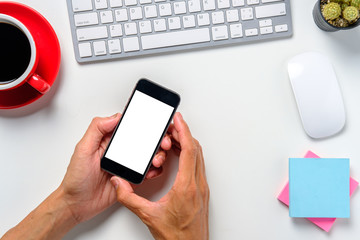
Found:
67,0 -> 293,62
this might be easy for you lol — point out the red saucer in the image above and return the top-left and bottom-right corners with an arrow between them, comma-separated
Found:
0,2 -> 61,109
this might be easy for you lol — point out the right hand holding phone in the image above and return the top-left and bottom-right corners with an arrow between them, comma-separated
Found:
111,112 -> 210,240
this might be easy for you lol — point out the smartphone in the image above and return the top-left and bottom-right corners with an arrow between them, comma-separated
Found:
101,79 -> 180,184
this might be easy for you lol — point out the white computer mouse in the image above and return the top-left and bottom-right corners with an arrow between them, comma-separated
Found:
288,52 -> 346,139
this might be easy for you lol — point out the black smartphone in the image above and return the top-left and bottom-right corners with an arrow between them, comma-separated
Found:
101,79 -> 180,184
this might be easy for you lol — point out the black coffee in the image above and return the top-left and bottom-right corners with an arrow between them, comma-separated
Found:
0,22 -> 32,83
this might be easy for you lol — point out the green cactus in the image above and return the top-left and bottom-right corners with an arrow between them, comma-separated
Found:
351,0 -> 360,9
341,3 -> 349,10
321,0 -> 360,26
329,0 -> 360,9
322,2 -> 342,20
343,6 -> 360,21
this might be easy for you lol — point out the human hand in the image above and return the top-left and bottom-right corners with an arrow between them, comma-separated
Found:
59,113 -> 172,223
111,113 -> 210,240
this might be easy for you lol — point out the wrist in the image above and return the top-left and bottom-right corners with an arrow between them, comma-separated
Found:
1,188 -> 78,240
35,187 -> 79,239
50,187 -> 79,228
148,219 -> 208,240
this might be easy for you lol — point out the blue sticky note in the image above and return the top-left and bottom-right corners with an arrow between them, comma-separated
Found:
289,158 -> 350,218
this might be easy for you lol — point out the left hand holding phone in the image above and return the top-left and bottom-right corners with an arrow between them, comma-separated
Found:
60,113 -> 172,223
1,113 -> 173,240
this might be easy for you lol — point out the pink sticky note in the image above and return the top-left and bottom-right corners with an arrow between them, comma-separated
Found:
278,151 -> 359,232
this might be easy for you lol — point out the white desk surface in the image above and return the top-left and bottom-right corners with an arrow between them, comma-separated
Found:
1,0 -> 360,239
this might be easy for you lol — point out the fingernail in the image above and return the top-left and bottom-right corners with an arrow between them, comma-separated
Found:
153,156 -> 161,167
165,136 -> 171,145
110,177 -> 119,189
110,113 -> 118,118
146,171 -> 156,179
158,154 -> 165,164
177,112 -> 183,120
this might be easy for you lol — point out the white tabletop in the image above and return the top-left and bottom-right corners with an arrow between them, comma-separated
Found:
1,0 -> 360,239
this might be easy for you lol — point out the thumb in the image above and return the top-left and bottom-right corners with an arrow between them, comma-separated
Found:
110,176 -> 152,217
80,113 -> 120,150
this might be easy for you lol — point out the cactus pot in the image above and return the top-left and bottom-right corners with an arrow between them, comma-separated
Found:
313,0 -> 360,32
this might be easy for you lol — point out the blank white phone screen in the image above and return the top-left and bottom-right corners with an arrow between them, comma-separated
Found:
105,90 -> 174,174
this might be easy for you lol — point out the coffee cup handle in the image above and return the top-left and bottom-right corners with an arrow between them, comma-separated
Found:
27,73 -> 51,94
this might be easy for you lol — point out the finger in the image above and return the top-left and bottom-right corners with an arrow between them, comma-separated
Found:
160,134 -> 172,151
173,112 -> 197,179
146,166 -> 163,179
152,150 -> 167,168
199,145 -> 207,179
99,132 -> 115,155
174,112 -> 195,150
194,140 -> 203,182
172,140 -> 181,152
168,124 -> 180,144
167,124 -> 181,151
110,176 -> 152,217
166,123 -> 174,133
80,113 -> 121,151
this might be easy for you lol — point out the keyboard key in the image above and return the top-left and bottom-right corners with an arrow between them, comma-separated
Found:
212,11 -> 225,24
77,26 -> 108,41
139,20 -> 152,33
232,0 -> 244,7
259,19 -> 272,27
125,0 -> 137,6
217,0 -> 230,9
260,26 -> 273,34
275,24 -> 288,32
226,9 -> 239,22
110,0 -> 123,7
110,24 -> 123,37
141,28 -> 210,50
247,0 -> 259,5
212,26 -> 228,40
245,28 -> 258,36
183,15 -> 196,28
241,8 -> 253,20
130,7 -> 143,20
124,22 -> 138,35
230,23 -> 243,38
140,0 -> 152,3
154,19 -> 167,31
72,0 -> 92,12
93,41 -> 107,56
74,12 -> 99,27
115,9 -> 128,21
78,42 -> 92,57
262,0 -> 282,3
197,13 -> 210,26
108,39 -> 122,54
168,17 -> 181,30
123,37 -> 140,52
255,3 -> 286,19
203,0 -> 215,11
100,11 -> 114,23
159,3 -> 172,16
174,2 -> 187,15
145,5 -> 158,18
95,0 -> 108,9
188,0 -> 201,13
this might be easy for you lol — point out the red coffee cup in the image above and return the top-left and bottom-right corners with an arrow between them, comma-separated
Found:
0,14 -> 50,94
